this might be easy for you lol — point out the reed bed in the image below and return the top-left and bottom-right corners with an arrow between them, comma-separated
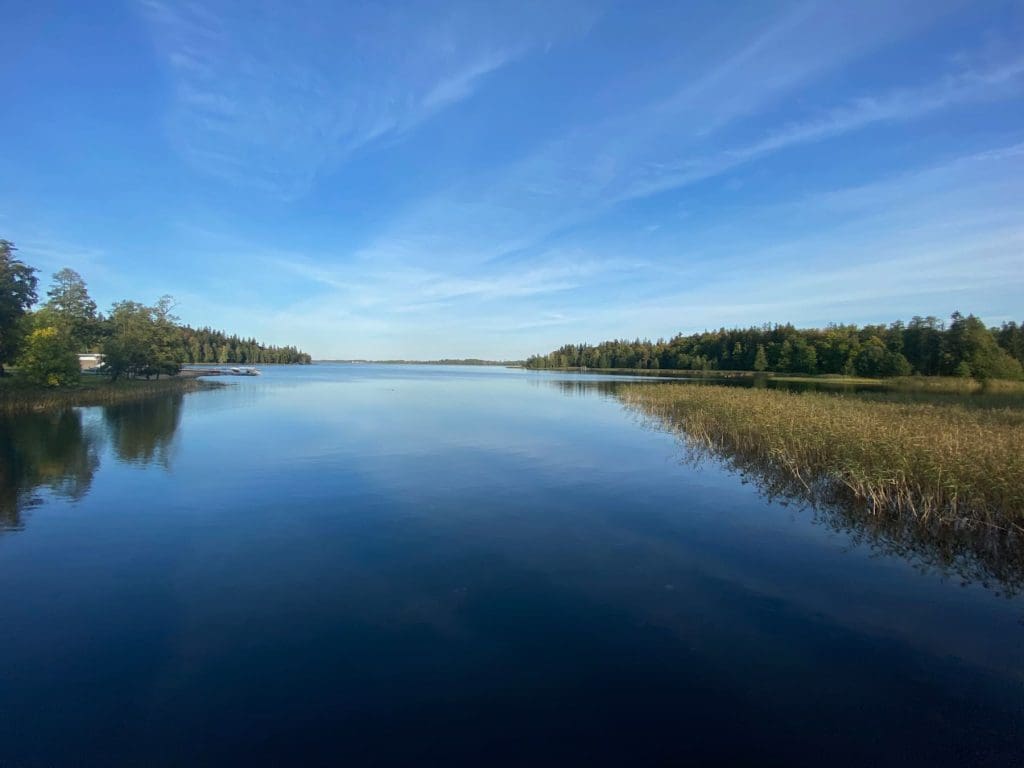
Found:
0,376 -> 221,414
620,384 -> 1024,532
886,376 -> 1024,394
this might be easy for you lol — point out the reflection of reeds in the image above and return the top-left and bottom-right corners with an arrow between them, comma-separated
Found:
621,384 -> 1024,523
0,377 -> 221,414
620,384 -> 1024,591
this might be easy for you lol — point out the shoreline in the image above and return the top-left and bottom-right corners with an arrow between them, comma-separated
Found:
0,376 -> 225,414
524,367 -> 1024,391
620,383 -> 1024,531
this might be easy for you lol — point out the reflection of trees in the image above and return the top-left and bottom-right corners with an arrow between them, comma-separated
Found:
102,394 -> 184,466
0,410 -> 100,530
619,394 -> 1024,597
1,395 -> 187,530
543,380 -> 626,397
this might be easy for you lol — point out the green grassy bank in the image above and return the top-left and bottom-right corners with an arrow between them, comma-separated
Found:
620,383 -> 1024,531
0,374 -> 223,414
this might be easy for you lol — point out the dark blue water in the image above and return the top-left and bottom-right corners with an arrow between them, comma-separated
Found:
1,365 -> 1022,766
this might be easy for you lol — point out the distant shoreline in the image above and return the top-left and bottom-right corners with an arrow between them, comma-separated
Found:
316,359 -> 523,366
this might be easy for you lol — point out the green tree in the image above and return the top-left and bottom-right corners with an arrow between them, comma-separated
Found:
903,316 -> 943,375
942,312 -> 1022,380
102,299 -> 183,381
151,296 -> 184,377
523,312 -> 1022,381
44,268 -> 98,351
792,338 -> 818,374
775,339 -> 794,372
16,326 -> 80,387
996,321 -> 1023,365
753,344 -> 768,372
854,337 -> 911,378
103,301 -> 154,380
0,240 -> 39,375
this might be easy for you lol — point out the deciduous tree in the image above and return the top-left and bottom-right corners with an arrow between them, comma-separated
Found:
16,326 -> 80,387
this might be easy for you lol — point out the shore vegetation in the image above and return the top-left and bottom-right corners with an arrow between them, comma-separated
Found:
0,374 -> 221,414
527,313 -> 1024,382
620,384 -> 1024,531
0,237 -> 311,395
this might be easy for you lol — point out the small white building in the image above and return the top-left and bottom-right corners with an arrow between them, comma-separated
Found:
78,353 -> 105,371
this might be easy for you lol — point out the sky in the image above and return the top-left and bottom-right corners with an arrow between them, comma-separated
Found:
2,0 -> 1023,359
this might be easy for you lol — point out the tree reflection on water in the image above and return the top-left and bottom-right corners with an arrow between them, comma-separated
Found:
102,394 -> 184,466
0,394 -> 183,530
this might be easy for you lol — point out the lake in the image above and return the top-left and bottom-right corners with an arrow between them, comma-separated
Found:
1,364 -> 1022,766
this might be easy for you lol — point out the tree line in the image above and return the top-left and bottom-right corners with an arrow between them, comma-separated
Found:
177,327 -> 311,366
525,314 -> 1024,380
1,238 -> 311,386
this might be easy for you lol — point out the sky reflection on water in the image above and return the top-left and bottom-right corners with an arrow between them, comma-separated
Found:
0,365 -> 1021,766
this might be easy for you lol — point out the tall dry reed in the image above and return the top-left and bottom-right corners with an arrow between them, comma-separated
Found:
620,384 -> 1024,531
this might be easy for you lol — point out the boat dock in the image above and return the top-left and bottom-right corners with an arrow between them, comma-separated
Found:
180,367 -> 262,377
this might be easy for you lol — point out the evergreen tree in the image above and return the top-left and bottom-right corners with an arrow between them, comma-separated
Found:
44,268 -> 98,351
753,344 -> 768,372
0,239 -> 39,375
996,321 -> 1024,366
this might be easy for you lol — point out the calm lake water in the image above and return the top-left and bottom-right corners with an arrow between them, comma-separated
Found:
1,364 -> 1022,766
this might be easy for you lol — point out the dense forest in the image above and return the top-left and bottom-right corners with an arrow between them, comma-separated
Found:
0,238 -> 310,385
526,314 -> 1024,380
177,327 -> 311,365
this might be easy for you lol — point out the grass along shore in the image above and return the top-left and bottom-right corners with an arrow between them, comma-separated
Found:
532,366 -> 1024,391
0,374 -> 223,414
620,383 -> 1024,533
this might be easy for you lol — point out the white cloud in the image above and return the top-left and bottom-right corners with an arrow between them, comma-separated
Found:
340,4 -> 1021,284
139,0 -> 596,198
126,0 -> 1023,358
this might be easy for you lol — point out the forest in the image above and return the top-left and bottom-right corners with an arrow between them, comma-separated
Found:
0,238 -> 310,387
526,314 -> 1024,380
176,326 -> 311,366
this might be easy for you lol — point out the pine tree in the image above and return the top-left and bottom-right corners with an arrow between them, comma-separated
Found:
753,344 -> 768,372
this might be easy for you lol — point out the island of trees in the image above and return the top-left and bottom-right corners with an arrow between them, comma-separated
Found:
1,238 -> 311,388
526,314 -> 1024,380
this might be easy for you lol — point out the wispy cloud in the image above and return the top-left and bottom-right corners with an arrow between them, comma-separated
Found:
15,0 -> 1017,360
748,58 -> 1024,153
167,1 -> 1022,358
616,55 -> 1024,204
338,34 -> 1024,285
617,228 -> 1024,333
14,237 -> 109,282
420,50 -> 519,112
139,0 -> 596,198
267,251 -> 644,309
575,146 -> 1024,337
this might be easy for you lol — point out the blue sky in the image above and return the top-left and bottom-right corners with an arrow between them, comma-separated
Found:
2,0 -> 1023,359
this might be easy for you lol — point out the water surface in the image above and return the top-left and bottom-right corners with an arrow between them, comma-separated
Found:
1,365 -> 1021,765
